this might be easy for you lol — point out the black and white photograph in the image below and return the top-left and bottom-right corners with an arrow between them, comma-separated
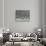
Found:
0,0 -> 46,46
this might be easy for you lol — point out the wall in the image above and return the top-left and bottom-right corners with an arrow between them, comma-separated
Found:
4,0 -> 42,32
0,0 -> 3,33
42,0 -> 46,37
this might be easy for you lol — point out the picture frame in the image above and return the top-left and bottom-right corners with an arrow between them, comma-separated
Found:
15,10 -> 30,22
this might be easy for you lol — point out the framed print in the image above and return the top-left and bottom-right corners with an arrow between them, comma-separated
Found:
16,10 -> 30,22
